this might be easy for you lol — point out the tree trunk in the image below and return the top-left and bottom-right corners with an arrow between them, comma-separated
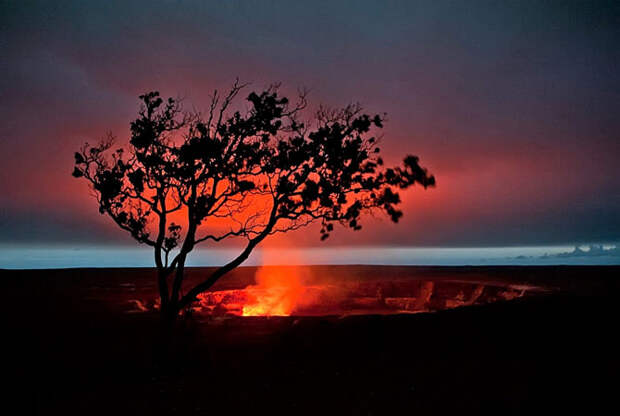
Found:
157,268 -> 170,311
160,301 -> 180,321
171,255 -> 187,305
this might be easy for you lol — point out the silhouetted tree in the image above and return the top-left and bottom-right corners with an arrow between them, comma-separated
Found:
73,80 -> 435,318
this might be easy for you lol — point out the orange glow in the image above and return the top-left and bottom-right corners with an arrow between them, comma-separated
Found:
241,265 -> 306,316
191,275 -> 542,317
191,248 -> 548,317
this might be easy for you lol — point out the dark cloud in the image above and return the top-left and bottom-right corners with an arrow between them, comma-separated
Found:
542,244 -> 620,259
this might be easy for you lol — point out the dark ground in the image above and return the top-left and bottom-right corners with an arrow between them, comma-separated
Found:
3,266 -> 619,415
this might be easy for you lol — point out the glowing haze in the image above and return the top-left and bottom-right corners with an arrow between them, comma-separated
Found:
1,1 -> 619,257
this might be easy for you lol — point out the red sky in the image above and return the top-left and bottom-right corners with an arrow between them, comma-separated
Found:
1,1 -> 619,248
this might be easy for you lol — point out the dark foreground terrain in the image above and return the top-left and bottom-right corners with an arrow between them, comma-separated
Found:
3,266 -> 619,415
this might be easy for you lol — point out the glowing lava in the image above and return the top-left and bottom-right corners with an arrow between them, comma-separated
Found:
241,266 -> 306,316
190,266 -> 548,317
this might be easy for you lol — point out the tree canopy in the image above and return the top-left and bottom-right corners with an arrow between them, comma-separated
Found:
73,81 -> 435,315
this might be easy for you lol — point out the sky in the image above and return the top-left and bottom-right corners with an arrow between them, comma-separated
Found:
1,0 -> 619,265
